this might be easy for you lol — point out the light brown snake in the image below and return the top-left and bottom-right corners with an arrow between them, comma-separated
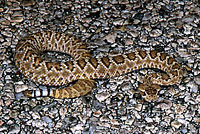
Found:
14,31 -> 183,101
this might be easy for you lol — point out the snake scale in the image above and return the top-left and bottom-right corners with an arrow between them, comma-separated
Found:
14,31 -> 183,101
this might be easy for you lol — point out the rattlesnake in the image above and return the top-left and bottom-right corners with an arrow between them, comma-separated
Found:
14,31 -> 183,102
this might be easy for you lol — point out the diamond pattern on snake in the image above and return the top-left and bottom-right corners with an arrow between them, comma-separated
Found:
14,31 -> 183,102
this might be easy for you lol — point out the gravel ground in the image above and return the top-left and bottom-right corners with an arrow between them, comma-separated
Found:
0,0 -> 200,133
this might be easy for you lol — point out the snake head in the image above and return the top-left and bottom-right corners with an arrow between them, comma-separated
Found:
138,83 -> 161,102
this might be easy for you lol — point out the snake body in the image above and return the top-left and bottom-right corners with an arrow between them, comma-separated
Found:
14,31 -> 183,101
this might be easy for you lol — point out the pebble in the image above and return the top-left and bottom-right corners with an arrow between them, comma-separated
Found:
135,104 -> 142,111
125,118 -> 134,125
186,81 -> 198,93
12,11 -> 23,17
113,18 -> 124,25
10,16 -> 24,23
181,128 -> 188,134
0,126 -> 7,132
0,120 -> 4,126
71,124 -> 84,133
128,30 -> 139,38
93,110 -> 102,117
196,95 -> 200,102
149,29 -> 162,37
194,76 -> 200,85
145,124 -> 154,130
111,119 -> 120,125
124,38 -> 133,45
140,34 -> 148,42
194,118 -> 200,123
8,124 -> 20,134
0,8 -> 4,13
156,100 -> 172,110
133,111 -> 141,119
1,31 -> 12,37
42,116 -> 52,123
22,0 -> 36,7
104,32 -> 117,43
177,118 -> 188,126
15,84 -> 28,92
120,81 -> 132,91
95,92 -> 110,102
145,117 -> 153,123
183,24 -> 193,35
171,120 -> 182,129
0,18 -> 10,25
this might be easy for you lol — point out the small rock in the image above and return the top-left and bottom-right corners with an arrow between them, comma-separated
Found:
111,119 -> 120,125
145,117 -> 153,123
93,110 -> 102,117
71,124 -> 84,133
0,126 -> 7,132
35,130 -> 43,134
8,124 -> 20,134
132,19 -> 141,24
10,16 -> 24,23
120,81 -> 132,91
145,124 -> 154,130
100,115 -> 109,122
104,33 -> 116,43
9,110 -> 19,118
184,22 -> 193,34
135,104 -> 142,111
12,11 -> 23,17
171,120 -> 182,129
0,120 -> 4,126
181,128 -> 188,134
15,84 -> 28,92
125,38 -> 133,45
31,112 -> 40,120
113,18 -> 124,25
22,0 -> 36,6
156,100 -> 172,110
133,111 -> 141,119
34,120 -> 45,128
196,95 -> 200,102
174,104 -> 186,114
177,118 -> 188,126
149,29 -> 162,37
120,116 -> 127,121
0,8 -> 4,12
95,92 -> 110,102
129,30 -> 139,37
0,19 -> 10,25
1,31 -> 12,37
182,16 -> 194,23
194,76 -> 200,85
194,118 -> 200,123
140,34 -> 148,42
125,118 -> 134,125
42,116 -> 52,123
186,81 -> 198,93
5,75 -> 12,80
119,0 -> 129,4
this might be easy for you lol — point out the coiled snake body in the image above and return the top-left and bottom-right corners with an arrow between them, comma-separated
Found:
14,31 -> 183,101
